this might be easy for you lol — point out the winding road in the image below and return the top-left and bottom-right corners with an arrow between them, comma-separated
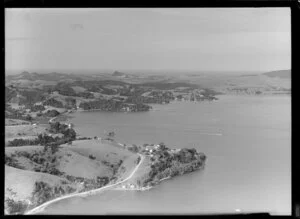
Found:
25,154 -> 144,215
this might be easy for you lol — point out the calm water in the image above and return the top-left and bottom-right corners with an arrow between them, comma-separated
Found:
41,95 -> 291,215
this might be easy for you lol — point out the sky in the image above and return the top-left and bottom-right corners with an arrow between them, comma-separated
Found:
5,8 -> 291,74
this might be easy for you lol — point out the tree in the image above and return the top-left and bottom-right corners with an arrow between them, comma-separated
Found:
50,122 -> 60,133
65,97 -> 77,108
45,110 -> 60,117
89,154 -> 96,160
5,198 -> 28,215
108,131 -> 115,138
25,114 -> 32,122
129,144 -> 139,153
158,142 -> 167,150
62,128 -> 76,140
50,142 -> 60,154
31,181 -> 53,205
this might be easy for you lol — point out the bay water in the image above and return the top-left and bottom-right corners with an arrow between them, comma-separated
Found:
41,95 -> 291,215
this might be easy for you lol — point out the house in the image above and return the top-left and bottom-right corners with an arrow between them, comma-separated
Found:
66,123 -> 74,129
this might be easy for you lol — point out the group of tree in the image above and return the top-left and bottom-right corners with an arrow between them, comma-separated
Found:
49,122 -> 68,134
76,91 -> 94,99
141,144 -> 206,187
125,95 -> 168,105
88,154 -> 96,160
54,83 -> 77,96
5,198 -> 29,215
43,98 -> 64,108
7,128 -> 76,147
31,181 -> 76,206
64,97 -> 77,109
79,99 -> 151,112
51,82 -> 95,98
49,122 -> 77,141
5,154 -> 24,169
29,104 -> 45,112
7,138 -> 41,147
44,109 -> 60,117
5,86 -> 17,102
5,108 -> 32,121
128,144 -> 139,153
18,90 -> 46,107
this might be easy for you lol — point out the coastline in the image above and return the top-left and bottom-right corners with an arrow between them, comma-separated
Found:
76,108 -> 150,113
114,176 -> 171,191
21,105 -> 205,215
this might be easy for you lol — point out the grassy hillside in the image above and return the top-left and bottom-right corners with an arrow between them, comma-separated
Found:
5,165 -> 75,201
5,119 -> 31,126
62,140 -> 139,181
5,125 -> 47,145
63,140 -> 139,172
5,139 -> 139,214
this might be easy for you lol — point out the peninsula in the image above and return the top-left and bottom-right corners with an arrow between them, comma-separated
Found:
5,97 -> 206,216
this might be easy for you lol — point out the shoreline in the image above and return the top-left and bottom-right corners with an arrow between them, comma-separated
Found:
113,176 -> 171,191
76,108 -> 150,113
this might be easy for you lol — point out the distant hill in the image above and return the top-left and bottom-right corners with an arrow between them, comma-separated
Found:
5,71 -> 87,82
112,71 -> 126,77
263,70 -> 290,79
